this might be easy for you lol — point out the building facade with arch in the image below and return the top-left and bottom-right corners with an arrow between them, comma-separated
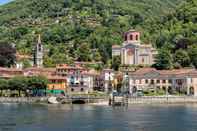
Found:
129,68 -> 197,96
112,30 -> 157,66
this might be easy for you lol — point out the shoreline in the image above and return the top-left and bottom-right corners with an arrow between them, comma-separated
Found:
1,96 -> 197,105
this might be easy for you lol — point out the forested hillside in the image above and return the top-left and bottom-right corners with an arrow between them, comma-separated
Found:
151,0 -> 197,69
0,0 -> 192,68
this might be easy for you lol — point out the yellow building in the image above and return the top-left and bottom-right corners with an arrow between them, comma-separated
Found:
47,76 -> 67,95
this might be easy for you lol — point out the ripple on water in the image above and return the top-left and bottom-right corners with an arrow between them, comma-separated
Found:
0,104 -> 197,131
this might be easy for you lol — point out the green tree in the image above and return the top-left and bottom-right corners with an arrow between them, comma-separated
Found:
8,76 -> 28,97
22,59 -> 32,68
27,76 -> 48,96
93,51 -> 102,62
0,42 -> 16,67
188,45 -> 197,68
174,49 -> 190,67
0,79 -> 8,96
76,43 -> 92,61
112,56 -> 121,71
153,49 -> 173,70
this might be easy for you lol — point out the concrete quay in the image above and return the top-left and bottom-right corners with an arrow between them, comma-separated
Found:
1,96 -> 197,105
0,97 -> 48,103
128,96 -> 197,104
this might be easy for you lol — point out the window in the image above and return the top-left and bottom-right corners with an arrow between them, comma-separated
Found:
142,58 -> 144,63
168,79 -> 172,83
136,35 -> 139,40
145,79 -> 149,84
70,76 -> 74,85
71,88 -> 74,92
139,79 -> 142,84
157,80 -> 160,84
133,80 -> 136,84
124,35 -> 127,41
38,44 -> 42,51
151,79 -> 154,84
162,86 -> 166,90
162,80 -> 166,83
130,34 -> 133,40
81,88 -> 84,92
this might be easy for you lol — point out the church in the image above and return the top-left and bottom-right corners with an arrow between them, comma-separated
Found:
16,34 -> 44,69
112,30 -> 157,66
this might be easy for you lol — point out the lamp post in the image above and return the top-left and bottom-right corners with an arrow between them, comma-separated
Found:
108,72 -> 112,94
123,72 -> 129,95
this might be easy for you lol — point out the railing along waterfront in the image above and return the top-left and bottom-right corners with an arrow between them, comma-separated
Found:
0,97 -> 48,103
128,96 -> 197,104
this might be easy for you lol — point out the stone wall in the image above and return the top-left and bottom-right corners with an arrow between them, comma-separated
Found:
0,97 -> 48,103
128,96 -> 197,104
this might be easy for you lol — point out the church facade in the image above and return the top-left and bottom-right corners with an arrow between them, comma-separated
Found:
112,30 -> 157,66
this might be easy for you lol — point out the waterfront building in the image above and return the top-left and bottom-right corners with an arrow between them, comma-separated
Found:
129,68 -> 197,96
100,69 -> 115,93
0,67 -> 23,79
93,75 -> 105,92
47,76 -> 67,95
112,29 -> 157,66
23,67 -> 56,77
56,64 -> 95,93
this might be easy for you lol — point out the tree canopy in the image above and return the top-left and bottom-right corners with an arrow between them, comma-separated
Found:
0,41 -> 16,67
0,0 -> 184,67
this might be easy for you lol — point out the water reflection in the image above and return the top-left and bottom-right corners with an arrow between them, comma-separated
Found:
0,104 -> 197,131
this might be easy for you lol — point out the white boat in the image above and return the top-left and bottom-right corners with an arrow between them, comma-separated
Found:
48,96 -> 59,104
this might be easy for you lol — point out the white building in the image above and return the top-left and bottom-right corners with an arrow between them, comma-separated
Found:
112,30 -> 157,66
56,64 -> 95,93
129,68 -> 197,96
100,69 -> 115,93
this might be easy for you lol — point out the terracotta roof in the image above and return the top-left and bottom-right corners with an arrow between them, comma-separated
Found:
0,67 -> 22,71
24,67 -> 55,72
130,68 -> 156,75
74,61 -> 103,64
47,76 -> 67,80
130,68 -> 196,78
56,64 -> 86,70
16,53 -> 32,60
124,29 -> 139,35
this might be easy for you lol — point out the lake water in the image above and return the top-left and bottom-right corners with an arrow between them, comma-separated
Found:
1,103 -> 197,131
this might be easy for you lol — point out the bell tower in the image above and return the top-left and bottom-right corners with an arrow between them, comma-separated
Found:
123,29 -> 140,45
34,34 -> 43,67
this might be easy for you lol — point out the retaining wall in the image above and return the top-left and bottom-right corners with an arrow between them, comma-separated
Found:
0,97 -> 48,103
128,96 -> 197,104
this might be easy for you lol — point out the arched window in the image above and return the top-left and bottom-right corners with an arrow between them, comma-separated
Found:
70,76 -> 74,85
136,35 -> 139,40
130,35 -> 133,40
142,58 -> 144,63
38,44 -> 42,51
124,35 -> 127,41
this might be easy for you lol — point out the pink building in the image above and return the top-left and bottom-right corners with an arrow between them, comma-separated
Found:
112,29 -> 157,66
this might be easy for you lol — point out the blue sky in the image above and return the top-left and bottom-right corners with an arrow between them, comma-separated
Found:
0,0 -> 13,5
